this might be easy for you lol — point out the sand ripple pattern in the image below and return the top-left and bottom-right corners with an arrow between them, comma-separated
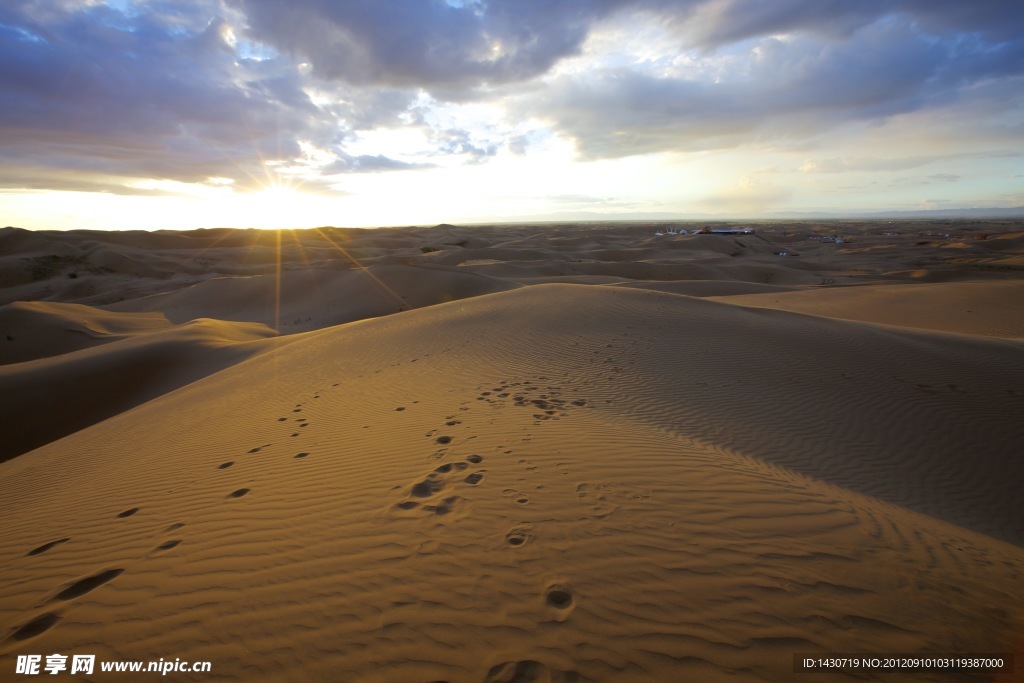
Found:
0,283 -> 1020,682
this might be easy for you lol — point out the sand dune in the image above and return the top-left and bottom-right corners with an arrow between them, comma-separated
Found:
612,279 -> 802,297
1,221 -> 1022,681
0,301 -> 173,365
0,317 -> 280,463
105,264 -> 518,332
712,280 -> 1024,338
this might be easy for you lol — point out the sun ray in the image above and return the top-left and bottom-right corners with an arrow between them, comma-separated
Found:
176,227 -> 238,268
274,228 -> 282,333
313,227 -> 409,310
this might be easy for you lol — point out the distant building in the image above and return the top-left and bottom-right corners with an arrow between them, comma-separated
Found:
655,226 -> 755,236
708,227 -> 756,235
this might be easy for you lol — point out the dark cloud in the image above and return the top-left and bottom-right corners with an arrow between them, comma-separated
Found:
898,0 -> 1024,43
0,0 -> 341,192
224,0 -> 1024,91
321,154 -> 433,174
0,162 -> 183,195
677,0 -> 1024,49
229,0 -> 628,89
678,0 -> 887,49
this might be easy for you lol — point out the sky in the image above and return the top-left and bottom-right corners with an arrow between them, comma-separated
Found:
1,0 -> 1022,230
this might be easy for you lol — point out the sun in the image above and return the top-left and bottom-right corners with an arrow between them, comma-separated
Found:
245,180 -> 311,228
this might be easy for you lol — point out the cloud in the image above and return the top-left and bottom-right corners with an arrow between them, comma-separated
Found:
518,8 -> 1023,159
898,0 -> 1024,43
799,156 -> 940,173
0,0 -> 1021,199
678,0 -> 885,49
431,128 -> 498,163
228,0 -> 629,89
225,0 -> 1024,92
0,1 -> 348,193
0,163 -> 187,196
321,154 -> 433,174
676,0 -> 1024,49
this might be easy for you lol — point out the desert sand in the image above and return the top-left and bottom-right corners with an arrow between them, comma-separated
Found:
0,220 -> 1022,682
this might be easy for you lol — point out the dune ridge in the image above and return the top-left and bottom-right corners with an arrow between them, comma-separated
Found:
0,301 -> 173,364
0,317 -> 282,463
712,280 -> 1024,339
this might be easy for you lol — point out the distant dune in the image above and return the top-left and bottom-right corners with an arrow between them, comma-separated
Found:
1,221 -> 1021,682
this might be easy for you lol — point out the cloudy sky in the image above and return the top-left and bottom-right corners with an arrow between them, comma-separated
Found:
1,0 -> 1022,230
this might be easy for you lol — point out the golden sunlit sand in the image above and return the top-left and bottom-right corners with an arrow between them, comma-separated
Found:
0,221 -> 1022,682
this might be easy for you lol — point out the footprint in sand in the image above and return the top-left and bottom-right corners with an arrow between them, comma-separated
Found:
294,452 -> 310,459
410,475 -> 447,498
502,489 -> 530,505
117,507 -> 139,518
434,462 -> 469,475
394,497 -> 468,516
10,613 -> 61,641
576,482 -> 651,519
393,455 -> 482,517
422,495 -> 466,516
505,525 -> 532,547
27,538 -> 70,557
466,454 -> 484,464
228,488 -> 251,498
52,568 -> 125,601
545,583 -> 574,611
218,461 -> 234,469
464,471 -> 485,485
155,540 -> 181,551
247,444 -> 270,454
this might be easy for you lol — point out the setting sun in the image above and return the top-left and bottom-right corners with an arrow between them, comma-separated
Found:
244,182 -> 310,228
